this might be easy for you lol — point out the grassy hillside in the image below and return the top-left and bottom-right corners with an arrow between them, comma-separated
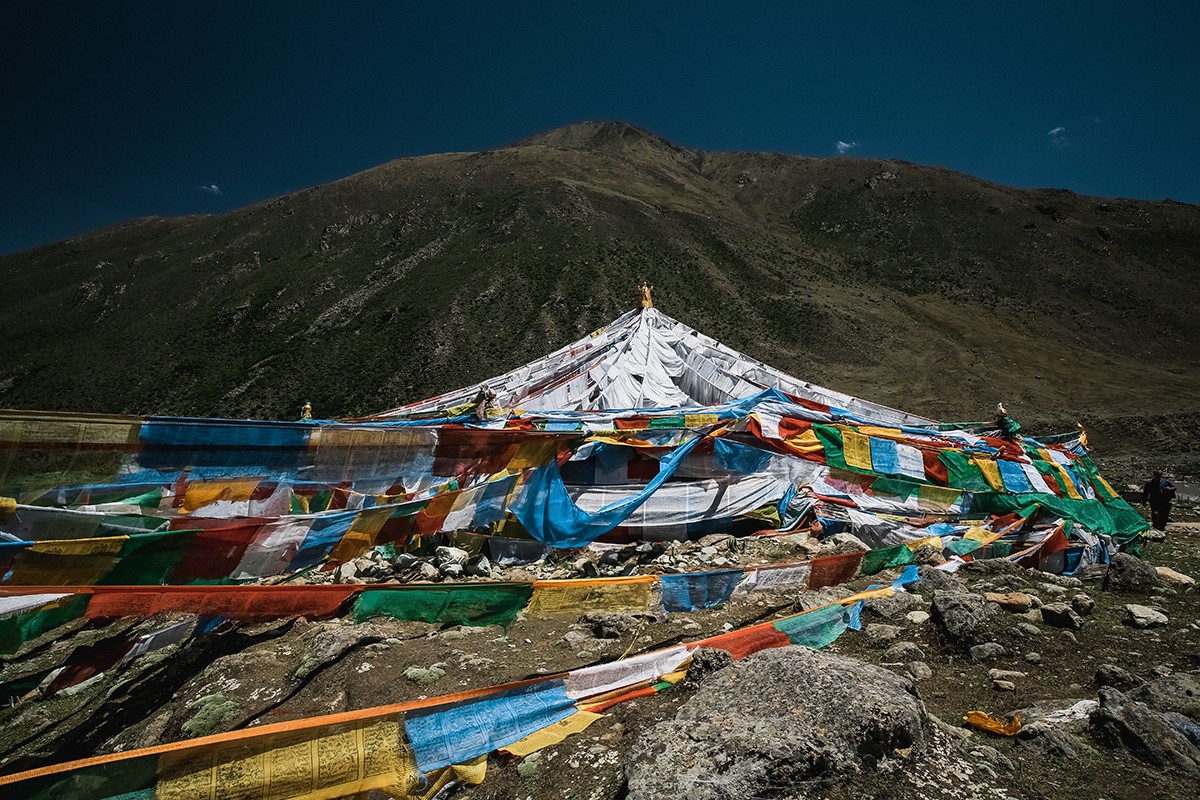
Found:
2,121 -> 1198,467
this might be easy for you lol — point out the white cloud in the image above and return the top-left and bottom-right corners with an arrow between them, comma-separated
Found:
198,184 -> 222,195
1046,127 -> 1070,150
835,140 -> 858,154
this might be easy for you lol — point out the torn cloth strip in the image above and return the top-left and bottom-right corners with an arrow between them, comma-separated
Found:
510,434 -> 705,547
658,569 -> 743,613
404,679 -> 577,773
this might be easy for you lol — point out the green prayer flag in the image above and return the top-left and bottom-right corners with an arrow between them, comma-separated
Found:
353,583 -> 534,627
859,544 -> 915,575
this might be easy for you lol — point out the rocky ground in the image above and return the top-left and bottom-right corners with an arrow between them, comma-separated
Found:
0,522 -> 1197,799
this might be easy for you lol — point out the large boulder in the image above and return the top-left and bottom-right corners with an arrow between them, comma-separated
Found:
931,590 -> 996,643
625,647 -> 927,799
1091,686 -> 1200,776
1127,671 -> 1200,720
1104,552 -> 1160,594
910,565 -> 964,597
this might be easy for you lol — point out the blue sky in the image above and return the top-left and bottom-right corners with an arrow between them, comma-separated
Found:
2,1 -> 1197,255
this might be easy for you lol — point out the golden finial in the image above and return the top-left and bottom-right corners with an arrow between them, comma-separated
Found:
639,282 -> 654,308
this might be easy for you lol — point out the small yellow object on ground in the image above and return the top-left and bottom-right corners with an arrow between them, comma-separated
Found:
963,711 -> 1022,736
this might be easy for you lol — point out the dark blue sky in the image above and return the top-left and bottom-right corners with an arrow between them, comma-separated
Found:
2,1 -> 1197,255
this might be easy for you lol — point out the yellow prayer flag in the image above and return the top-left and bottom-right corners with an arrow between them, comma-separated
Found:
855,426 -> 904,441
327,507 -> 394,566
505,439 -> 560,472
156,714 -> 417,800
972,458 -> 1005,492
410,756 -> 487,800
1052,464 -> 1083,500
903,536 -> 943,551
30,536 -> 128,556
180,479 -> 260,513
916,485 -> 961,512
784,428 -> 824,457
684,413 -> 719,428
527,576 -> 655,616
500,711 -> 604,758
841,430 -> 873,471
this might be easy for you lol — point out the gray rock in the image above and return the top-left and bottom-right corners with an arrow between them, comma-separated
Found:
625,647 -> 927,799
1025,652 -> 1042,664
696,533 -> 736,550
560,629 -> 594,650
865,623 -> 903,643
1127,671 -> 1200,720
415,561 -> 441,581
905,610 -> 931,625
1016,725 -> 1096,759
910,543 -> 945,566
1125,604 -> 1169,629
1038,572 -> 1083,589
882,642 -> 926,662
863,591 -> 926,620
433,545 -> 469,566
932,590 -> 996,642
970,642 -> 1007,662
793,585 -> 853,612
1071,593 -> 1096,615
464,554 -> 492,577
828,532 -> 871,554
1040,602 -> 1084,629
970,744 -> 1014,771
1017,622 -> 1042,636
580,611 -> 640,639
439,562 -> 464,579
1095,664 -> 1141,690
989,669 -> 1027,681
906,661 -> 933,681
912,565 -> 965,596
683,647 -> 735,686
1104,552 -> 1160,594
992,679 -> 1015,691
961,558 -> 1029,578
1092,686 -> 1200,775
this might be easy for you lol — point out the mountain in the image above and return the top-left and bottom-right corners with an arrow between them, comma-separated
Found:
2,121 -> 1198,467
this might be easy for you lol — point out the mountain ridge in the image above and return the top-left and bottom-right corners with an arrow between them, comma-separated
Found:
2,121 -> 1198,467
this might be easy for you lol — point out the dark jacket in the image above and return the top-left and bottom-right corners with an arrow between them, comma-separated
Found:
1142,476 -> 1176,506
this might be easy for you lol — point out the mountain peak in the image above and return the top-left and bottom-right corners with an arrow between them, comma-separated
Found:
513,121 -> 682,154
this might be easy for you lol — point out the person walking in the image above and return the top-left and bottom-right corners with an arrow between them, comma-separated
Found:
1141,469 -> 1176,532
